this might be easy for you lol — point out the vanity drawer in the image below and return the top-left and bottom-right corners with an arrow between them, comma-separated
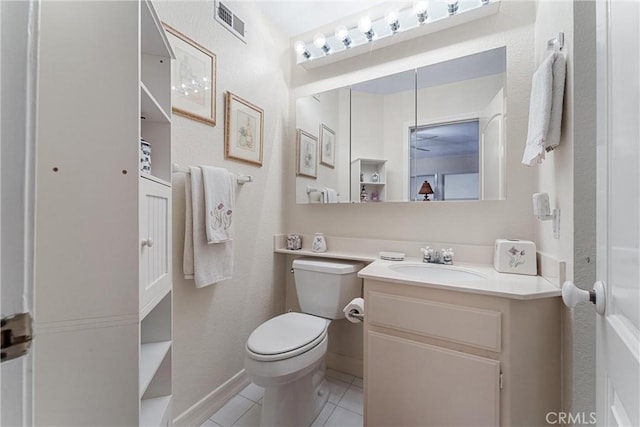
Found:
368,291 -> 502,352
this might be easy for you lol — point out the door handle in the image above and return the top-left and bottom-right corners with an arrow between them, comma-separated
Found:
562,280 -> 606,315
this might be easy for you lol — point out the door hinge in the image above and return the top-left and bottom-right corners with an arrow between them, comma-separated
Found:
499,372 -> 504,390
1,313 -> 33,363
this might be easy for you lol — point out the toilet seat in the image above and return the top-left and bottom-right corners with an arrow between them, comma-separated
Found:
246,312 -> 329,362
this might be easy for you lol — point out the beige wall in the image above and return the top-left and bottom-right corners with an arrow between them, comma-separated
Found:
534,0 -> 597,416
154,1 -> 289,416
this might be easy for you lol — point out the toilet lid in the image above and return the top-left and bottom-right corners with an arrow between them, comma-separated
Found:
247,313 -> 329,360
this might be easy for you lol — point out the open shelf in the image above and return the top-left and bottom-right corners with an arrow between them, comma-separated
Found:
141,82 -> 171,123
140,341 -> 171,397
140,395 -> 172,426
141,0 -> 173,58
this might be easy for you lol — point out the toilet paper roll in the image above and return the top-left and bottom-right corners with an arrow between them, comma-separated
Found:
343,297 -> 365,323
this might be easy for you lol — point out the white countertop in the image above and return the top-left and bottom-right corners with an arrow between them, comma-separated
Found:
358,258 -> 561,300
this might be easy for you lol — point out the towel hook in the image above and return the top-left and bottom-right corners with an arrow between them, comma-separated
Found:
547,32 -> 564,52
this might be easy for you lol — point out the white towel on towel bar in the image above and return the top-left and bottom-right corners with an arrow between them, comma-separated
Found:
522,51 -> 566,166
184,166 -> 233,287
322,187 -> 339,203
201,165 -> 234,244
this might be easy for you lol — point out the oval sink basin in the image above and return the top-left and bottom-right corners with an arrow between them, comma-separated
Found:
388,263 -> 486,282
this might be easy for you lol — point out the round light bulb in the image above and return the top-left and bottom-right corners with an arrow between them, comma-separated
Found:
313,33 -> 327,49
358,16 -> 372,33
385,10 -> 398,25
335,25 -> 349,41
413,0 -> 427,14
294,40 -> 306,55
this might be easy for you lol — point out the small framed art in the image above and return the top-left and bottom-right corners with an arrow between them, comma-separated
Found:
296,129 -> 318,179
164,23 -> 217,126
319,124 -> 336,168
225,92 -> 264,166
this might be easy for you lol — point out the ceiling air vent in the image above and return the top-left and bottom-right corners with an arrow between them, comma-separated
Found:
215,1 -> 247,43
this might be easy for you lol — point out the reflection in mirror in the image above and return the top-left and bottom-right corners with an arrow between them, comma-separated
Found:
295,89 -> 351,203
350,69 -> 416,203
294,47 -> 506,204
411,47 -> 506,202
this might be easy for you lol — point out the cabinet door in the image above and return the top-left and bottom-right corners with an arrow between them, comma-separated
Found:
366,331 -> 500,426
139,178 -> 172,316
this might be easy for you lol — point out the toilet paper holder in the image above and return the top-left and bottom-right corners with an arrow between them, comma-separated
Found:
348,309 -> 364,321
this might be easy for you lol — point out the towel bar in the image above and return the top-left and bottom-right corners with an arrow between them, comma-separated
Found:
172,163 -> 252,184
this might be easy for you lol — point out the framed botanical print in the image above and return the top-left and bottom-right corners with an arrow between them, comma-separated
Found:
164,23 -> 217,126
319,124 -> 336,168
296,129 -> 318,179
224,92 -> 264,166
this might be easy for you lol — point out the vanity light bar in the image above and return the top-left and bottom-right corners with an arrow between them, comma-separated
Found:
294,0 -> 500,69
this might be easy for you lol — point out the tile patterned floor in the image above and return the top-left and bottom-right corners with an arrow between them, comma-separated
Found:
201,369 -> 363,427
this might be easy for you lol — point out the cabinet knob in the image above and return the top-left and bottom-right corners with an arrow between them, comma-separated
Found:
141,238 -> 154,248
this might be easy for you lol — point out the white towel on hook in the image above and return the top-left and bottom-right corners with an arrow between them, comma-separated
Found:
522,51 -> 566,166
186,166 -> 233,288
201,165 -> 234,244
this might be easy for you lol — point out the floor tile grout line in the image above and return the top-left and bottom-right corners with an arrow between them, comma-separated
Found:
230,401 -> 259,427
321,403 -> 338,427
335,402 -> 364,417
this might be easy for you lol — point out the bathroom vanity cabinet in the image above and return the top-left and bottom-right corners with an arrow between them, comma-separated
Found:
363,279 -> 561,426
34,1 -> 174,425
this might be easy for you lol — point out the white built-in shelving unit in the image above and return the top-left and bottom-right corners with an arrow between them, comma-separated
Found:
34,0 -> 174,425
139,0 -> 174,425
351,158 -> 387,202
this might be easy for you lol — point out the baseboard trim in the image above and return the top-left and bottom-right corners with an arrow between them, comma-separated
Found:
326,352 -> 363,378
173,370 -> 250,427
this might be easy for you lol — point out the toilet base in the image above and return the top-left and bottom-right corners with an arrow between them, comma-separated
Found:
258,362 -> 329,427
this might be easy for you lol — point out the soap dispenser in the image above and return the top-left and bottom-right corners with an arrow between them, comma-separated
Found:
360,185 -> 368,202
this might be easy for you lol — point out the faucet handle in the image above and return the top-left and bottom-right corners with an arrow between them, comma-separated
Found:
421,246 -> 433,262
441,248 -> 454,263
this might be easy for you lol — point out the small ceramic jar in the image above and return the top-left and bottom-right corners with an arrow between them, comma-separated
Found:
371,171 -> 379,182
312,233 -> 327,253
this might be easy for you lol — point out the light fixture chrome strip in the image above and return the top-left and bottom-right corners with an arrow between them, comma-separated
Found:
294,0 -> 500,70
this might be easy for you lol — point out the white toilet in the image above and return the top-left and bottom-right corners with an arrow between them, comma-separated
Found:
244,257 -> 363,426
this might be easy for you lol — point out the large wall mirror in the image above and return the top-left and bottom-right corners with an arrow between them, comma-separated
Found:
295,46 -> 506,204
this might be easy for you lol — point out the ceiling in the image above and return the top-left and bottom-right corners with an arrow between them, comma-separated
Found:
351,46 -> 506,95
253,0 -> 391,37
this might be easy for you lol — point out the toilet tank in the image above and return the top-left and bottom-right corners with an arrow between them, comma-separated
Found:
292,258 -> 364,319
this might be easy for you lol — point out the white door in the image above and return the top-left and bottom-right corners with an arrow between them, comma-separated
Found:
595,0 -> 640,425
479,88 -> 505,200
0,0 -> 38,425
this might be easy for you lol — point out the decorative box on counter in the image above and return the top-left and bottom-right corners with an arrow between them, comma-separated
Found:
494,239 -> 537,276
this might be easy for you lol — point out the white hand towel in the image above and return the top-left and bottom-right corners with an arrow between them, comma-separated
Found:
201,165 -> 234,244
545,53 -> 566,152
189,166 -> 233,287
324,187 -> 338,203
522,52 -> 566,166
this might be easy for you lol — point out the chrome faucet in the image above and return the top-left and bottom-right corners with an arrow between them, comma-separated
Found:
421,247 -> 454,265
